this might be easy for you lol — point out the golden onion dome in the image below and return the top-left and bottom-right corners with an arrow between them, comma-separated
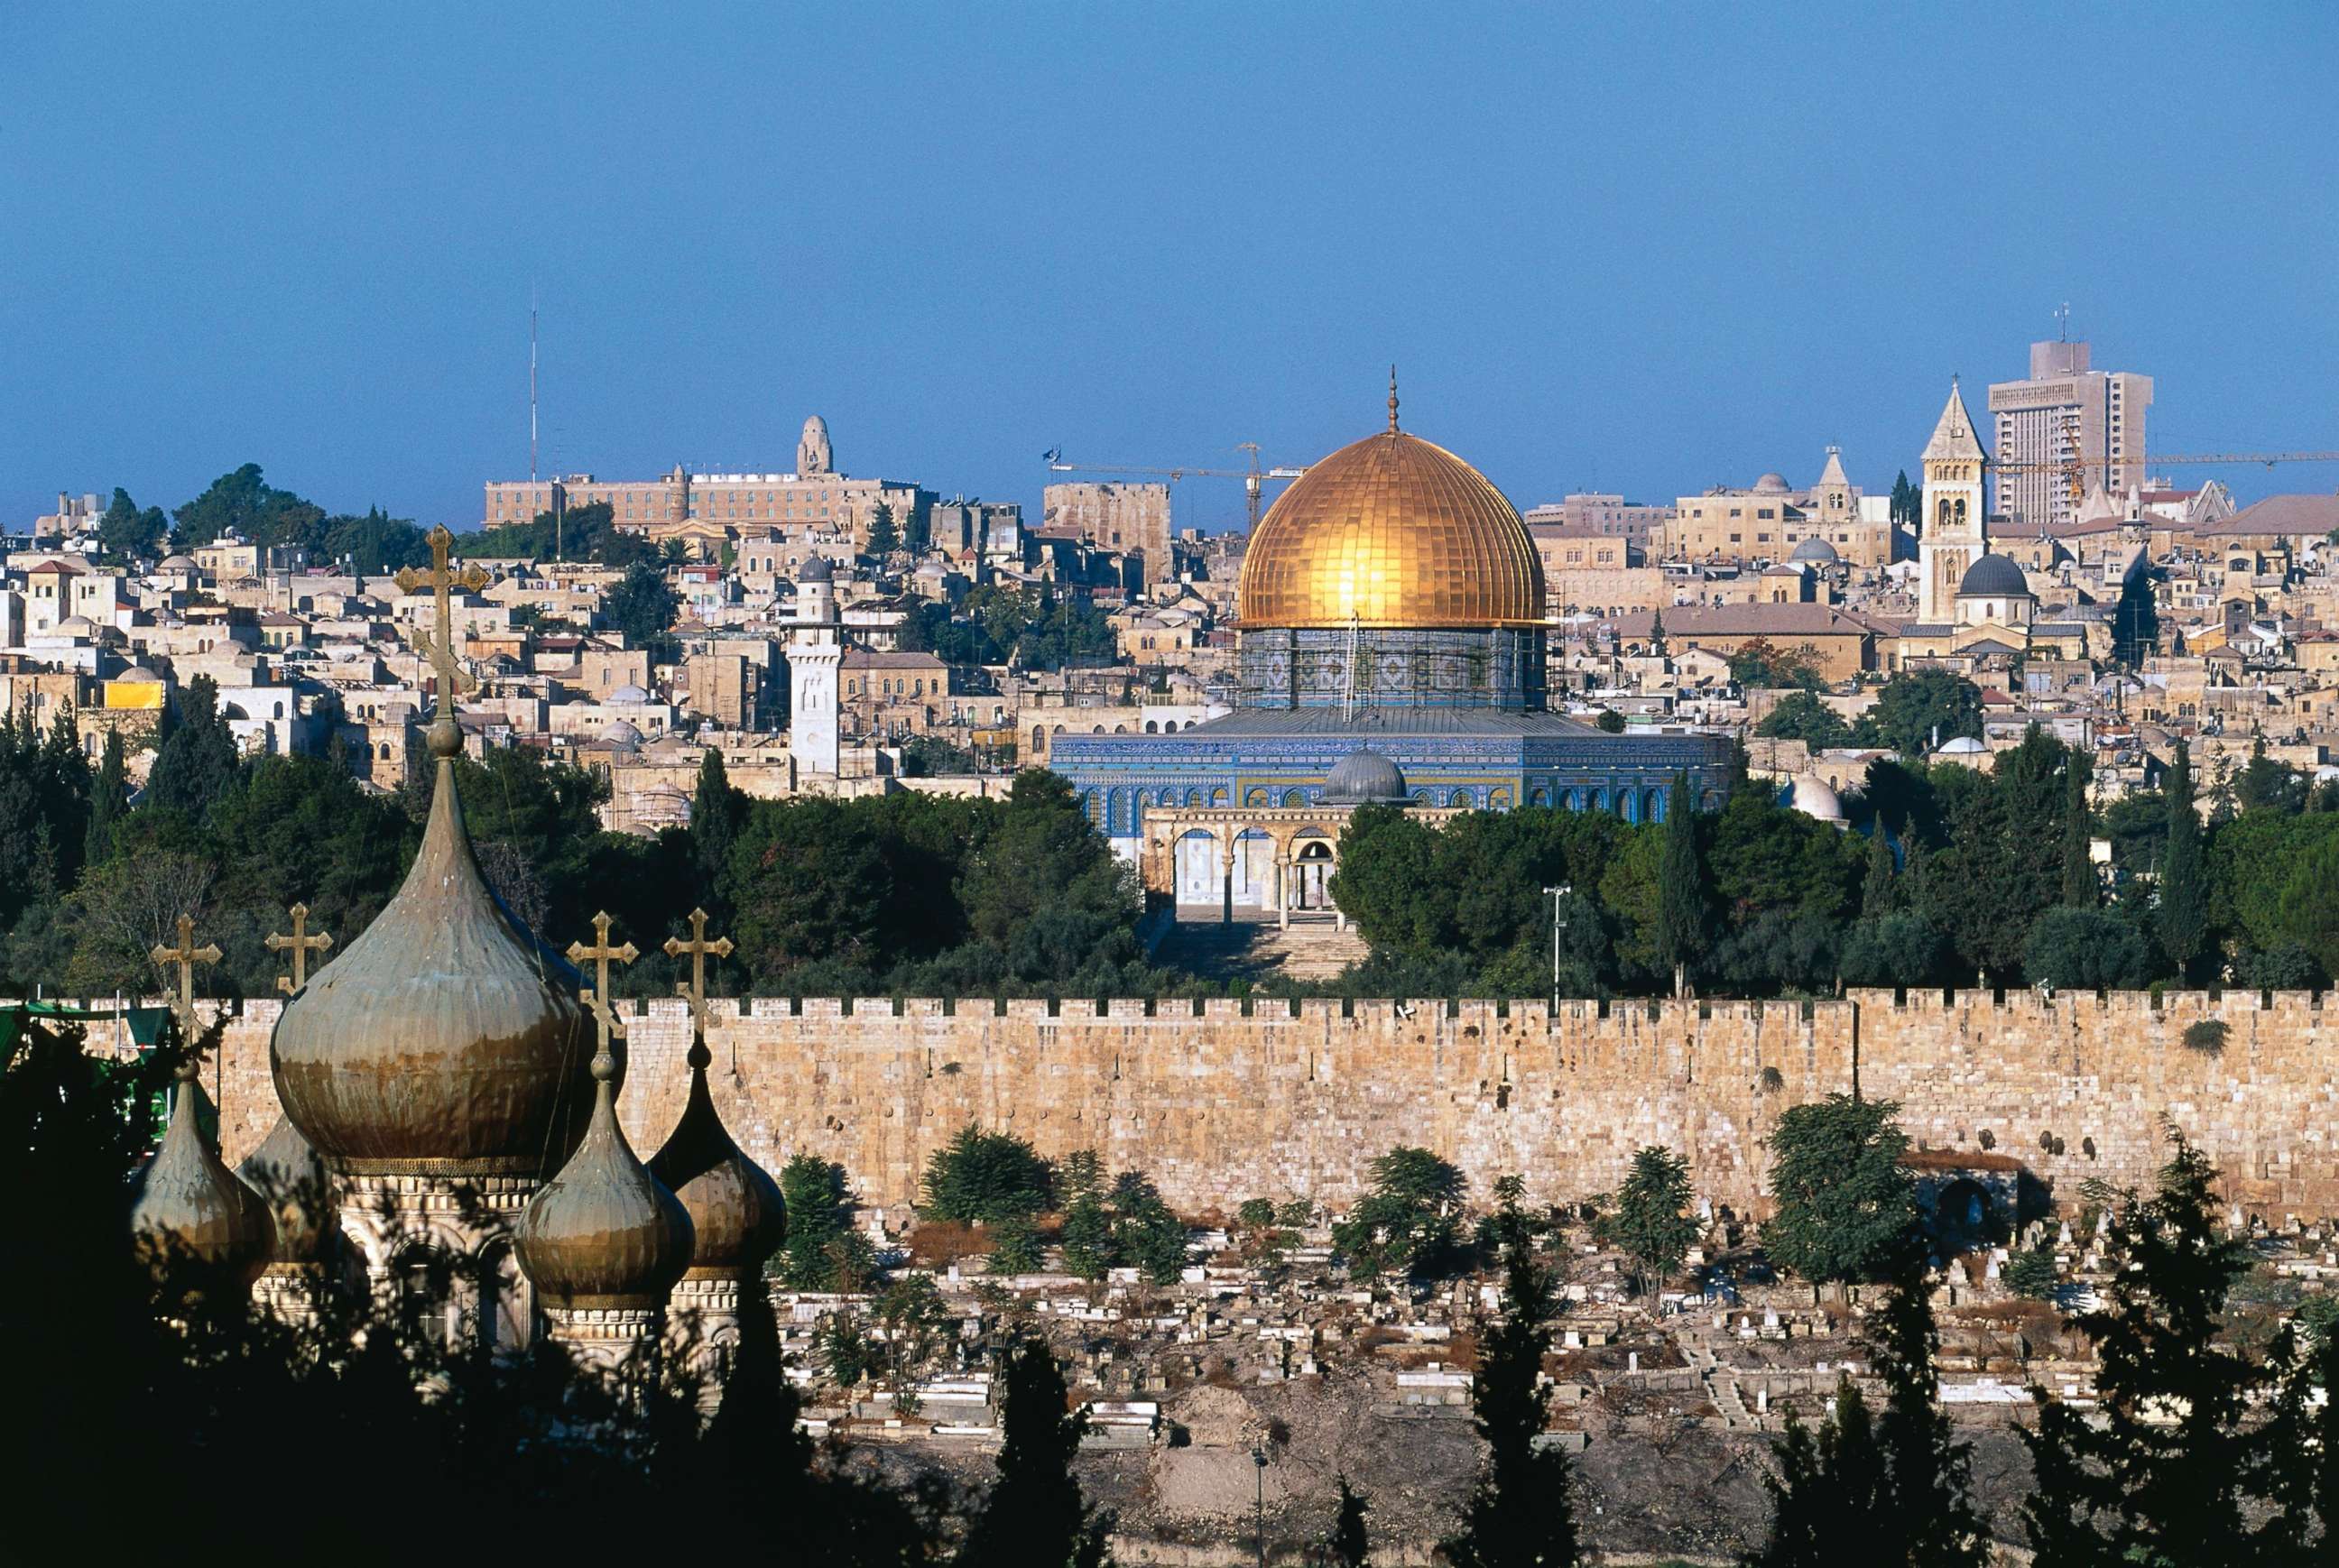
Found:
236,1114 -> 335,1268
1238,398 -> 1544,631
269,742 -> 592,1178
516,1041 -> 694,1311
649,1038 -> 786,1280
130,1061 -> 276,1298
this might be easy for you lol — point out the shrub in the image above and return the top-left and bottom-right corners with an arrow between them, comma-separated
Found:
920,1124 -> 1052,1222
987,1214 -> 1042,1275
2181,1019 -> 2229,1056
2024,907 -> 2156,991
1332,1146 -> 1466,1279
2004,1245 -> 2060,1301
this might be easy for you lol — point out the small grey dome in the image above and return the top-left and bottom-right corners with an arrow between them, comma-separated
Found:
1957,553 -> 2029,597
602,719 -> 644,750
797,555 -> 834,583
1788,536 -> 1839,565
1753,472 -> 1792,494
1326,748 -> 1408,804
607,683 -> 652,705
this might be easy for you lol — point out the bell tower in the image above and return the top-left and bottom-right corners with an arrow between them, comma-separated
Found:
1918,379 -> 1988,622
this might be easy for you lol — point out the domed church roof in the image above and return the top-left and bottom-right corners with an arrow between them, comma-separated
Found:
1325,748 -> 1410,805
131,1052 -> 276,1298
517,1010 -> 694,1311
1753,472 -> 1793,494
1957,553 -> 2030,598
236,1115 -> 336,1268
269,728 -> 592,1178
1237,378 -> 1543,631
650,1035 -> 786,1281
1788,535 -> 1840,565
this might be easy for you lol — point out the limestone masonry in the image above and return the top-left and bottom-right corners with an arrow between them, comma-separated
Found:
165,988 -> 2338,1222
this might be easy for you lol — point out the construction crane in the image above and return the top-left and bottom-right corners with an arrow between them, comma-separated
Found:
1042,443 -> 1308,531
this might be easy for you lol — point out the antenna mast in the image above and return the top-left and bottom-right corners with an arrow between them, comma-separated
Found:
529,294 -> 540,484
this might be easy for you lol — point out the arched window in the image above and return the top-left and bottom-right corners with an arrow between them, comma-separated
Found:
1145,721 -> 1158,733
1646,788 -> 1667,822
1031,725 -> 1045,752
1281,789 -> 1304,807
1448,789 -> 1471,808
1530,788 -> 1550,807
1622,790 -> 1641,824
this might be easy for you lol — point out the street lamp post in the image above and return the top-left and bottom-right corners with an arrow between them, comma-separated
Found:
1252,1443 -> 1268,1567
1543,883 -> 1572,1014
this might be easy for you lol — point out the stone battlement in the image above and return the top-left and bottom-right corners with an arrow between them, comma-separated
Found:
77,989 -> 2339,1222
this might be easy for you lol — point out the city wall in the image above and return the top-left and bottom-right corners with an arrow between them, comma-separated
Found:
148,989 -> 2339,1222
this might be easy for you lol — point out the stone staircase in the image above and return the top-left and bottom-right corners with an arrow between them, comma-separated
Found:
1154,914 -> 1368,984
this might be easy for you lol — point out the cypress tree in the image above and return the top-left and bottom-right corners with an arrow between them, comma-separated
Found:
1656,772 -> 1708,998
2158,741 -> 2209,981
2020,1128 -> 2273,1566
957,1339 -> 1108,1568
86,728 -> 126,870
1328,1474 -> 1370,1568
1869,1260 -> 1988,1566
2059,752 -> 2096,909
1749,1378 -> 1889,1568
691,744 -> 741,894
1441,1205 -> 1579,1568
1862,821 -> 1898,918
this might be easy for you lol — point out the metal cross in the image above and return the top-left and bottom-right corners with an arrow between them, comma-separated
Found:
264,902 -> 334,994
663,906 -> 733,1031
150,913 -> 221,1033
567,910 -> 639,1054
394,524 -> 491,716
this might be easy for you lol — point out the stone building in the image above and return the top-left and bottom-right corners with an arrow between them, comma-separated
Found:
1043,482 -> 1173,567
482,415 -> 935,556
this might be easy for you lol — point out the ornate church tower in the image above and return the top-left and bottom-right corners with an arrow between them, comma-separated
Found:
787,555 -> 841,778
1918,380 -> 1989,622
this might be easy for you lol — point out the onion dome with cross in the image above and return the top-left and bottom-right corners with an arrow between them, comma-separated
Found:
269,527 -> 594,1176
515,913 -> 695,1311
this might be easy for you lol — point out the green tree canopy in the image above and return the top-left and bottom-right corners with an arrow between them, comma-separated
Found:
1594,1144 -> 1699,1296
1854,670 -> 1983,760
1761,1093 -> 1917,1291
1755,691 -> 1852,746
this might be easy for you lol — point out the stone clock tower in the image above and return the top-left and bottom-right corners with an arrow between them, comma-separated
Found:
1918,379 -> 1989,623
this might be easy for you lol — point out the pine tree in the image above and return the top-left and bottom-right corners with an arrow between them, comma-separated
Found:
1761,1094 -> 1917,1296
1656,772 -> 1708,998
1868,1260 -> 1988,1566
2020,1127 -> 2275,1566
1329,1474 -> 1371,1567
1593,1144 -> 1698,1297
1862,822 -> 1898,918
2158,741 -> 2209,982
866,503 -> 900,558
1441,1205 -> 1578,1568
2060,752 -> 2096,909
85,728 -> 126,870
2262,1314 -> 2336,1560
957,1339 -> 1108,1568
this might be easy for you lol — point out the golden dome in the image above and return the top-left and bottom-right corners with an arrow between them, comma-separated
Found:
1238,420 -> 1544,630
516,1043 -> 694,1312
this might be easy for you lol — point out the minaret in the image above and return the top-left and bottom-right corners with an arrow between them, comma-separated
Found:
1918,379 -> 1989,622
787,555 -> 842,778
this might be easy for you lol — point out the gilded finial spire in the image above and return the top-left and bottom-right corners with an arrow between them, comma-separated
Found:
395,525 -> 492,761
1388,365 -> 1400,435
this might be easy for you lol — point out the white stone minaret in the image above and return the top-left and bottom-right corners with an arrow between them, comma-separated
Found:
787,556 -> 841,777
1918,379 -> 1989,622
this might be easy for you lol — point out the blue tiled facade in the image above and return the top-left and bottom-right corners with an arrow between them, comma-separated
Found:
1051,704 -> 1733,850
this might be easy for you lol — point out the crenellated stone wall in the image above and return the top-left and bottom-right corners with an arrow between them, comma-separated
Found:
138,989 -> 2339,1222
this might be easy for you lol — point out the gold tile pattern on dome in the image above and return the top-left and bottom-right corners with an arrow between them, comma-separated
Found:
1238,429 -> 1546,629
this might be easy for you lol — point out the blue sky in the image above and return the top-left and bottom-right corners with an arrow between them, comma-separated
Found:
4,2 -> 2334,533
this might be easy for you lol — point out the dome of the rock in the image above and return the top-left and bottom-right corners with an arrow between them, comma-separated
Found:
1237,420 -> 1542,631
